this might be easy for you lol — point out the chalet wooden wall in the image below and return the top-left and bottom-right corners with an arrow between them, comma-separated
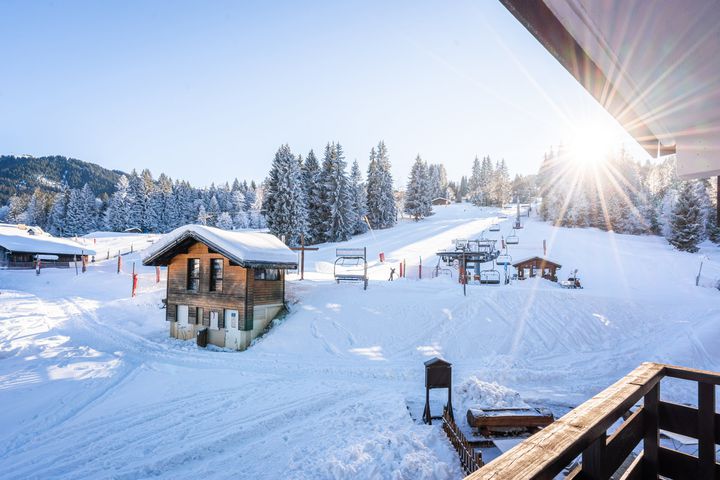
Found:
166,242 -> 247,326
253,270 -> 284,305
164,241 -> 285,331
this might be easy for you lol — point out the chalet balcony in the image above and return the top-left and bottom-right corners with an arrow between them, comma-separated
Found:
466,363 -> 719,480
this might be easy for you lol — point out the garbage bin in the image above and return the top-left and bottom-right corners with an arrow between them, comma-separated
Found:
196,327 -> 208,348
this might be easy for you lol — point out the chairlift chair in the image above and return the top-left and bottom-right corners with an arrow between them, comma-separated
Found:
505,231 -> 520,245
479,268 -> 501,285
496,253 -> 512,266
489,224 -> 501,232
514,220 -> 524,229
334,247 -> 368,290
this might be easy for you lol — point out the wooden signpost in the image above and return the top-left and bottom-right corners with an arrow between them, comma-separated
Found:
289,234 -> 318,280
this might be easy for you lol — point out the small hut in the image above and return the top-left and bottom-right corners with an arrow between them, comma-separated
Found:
142,225 -> 297,350
512,256 -> 562,282
432,197 -> 451,206
0,223 -> 95,269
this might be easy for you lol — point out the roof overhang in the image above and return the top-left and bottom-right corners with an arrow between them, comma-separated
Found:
500,0 -> 720,179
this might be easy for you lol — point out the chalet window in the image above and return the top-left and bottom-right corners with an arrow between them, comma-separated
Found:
187,259 -> 200,291
210,258 -> 223,292
254,268 -> 280,280
188,306 -> 197,324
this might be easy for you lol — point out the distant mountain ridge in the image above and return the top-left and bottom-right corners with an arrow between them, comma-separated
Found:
0,155 -> 126,204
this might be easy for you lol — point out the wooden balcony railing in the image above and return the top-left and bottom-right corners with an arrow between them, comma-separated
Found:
466,362 -> 719,480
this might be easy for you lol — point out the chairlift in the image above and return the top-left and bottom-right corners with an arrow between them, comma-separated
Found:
489,224 -> 501,232
479,268 -> 501,285
496,253 -> 512,266
514,220 -> 524,229
506,231 -> 519,245
334,247 -> 368,290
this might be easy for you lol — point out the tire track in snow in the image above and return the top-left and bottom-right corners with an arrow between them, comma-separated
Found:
2,383 -> 366,480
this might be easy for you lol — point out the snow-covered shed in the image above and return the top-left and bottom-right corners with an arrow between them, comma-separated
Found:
0,223 -> 96,269
512,256 -> 562,282
142,225 -> 298,350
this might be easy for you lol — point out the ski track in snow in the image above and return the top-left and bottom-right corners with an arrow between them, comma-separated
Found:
0,204 -> 719,479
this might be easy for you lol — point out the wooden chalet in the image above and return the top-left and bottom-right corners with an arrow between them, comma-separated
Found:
0,223 -> 95,269
142,225 -> 297,351
512,256 -> 561,282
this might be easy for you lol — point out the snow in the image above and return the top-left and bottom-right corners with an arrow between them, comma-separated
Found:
0,203 -> 719,479
456,377 -> 528,410
142,224 -> 297,267
0,223 -> 96,256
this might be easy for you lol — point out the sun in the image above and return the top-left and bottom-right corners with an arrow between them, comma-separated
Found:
565,121 -> 621,170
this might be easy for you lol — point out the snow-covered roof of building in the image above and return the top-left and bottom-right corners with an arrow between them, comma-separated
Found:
0,224 -> 96,256
142,224 -> 298,269
511,256 -> 562,268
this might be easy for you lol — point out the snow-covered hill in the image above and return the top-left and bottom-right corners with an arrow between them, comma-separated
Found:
0,204 -> 718,479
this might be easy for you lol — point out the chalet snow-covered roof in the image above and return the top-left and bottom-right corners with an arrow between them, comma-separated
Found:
0,224 -> 96,256
142,225 -> 298,269
512,256 -> 562,268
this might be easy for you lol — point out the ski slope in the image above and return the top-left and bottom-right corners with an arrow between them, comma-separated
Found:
1,204 -> 719,479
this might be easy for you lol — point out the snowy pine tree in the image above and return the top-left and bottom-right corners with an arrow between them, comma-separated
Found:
127,171 -> 147,231
206,195 -> 221,227
104,175 -> 131,232
668,181 -> 705,252
459,176 -> 469,201
492,159 -> 511,207
404,155 -> 432,220
64,188 -> 87,236
319,142 -> 354,242
196,204 -> 209,225
479,156 -> 494,206
24,189 -> 49,228
366,141 -> 396,229
468,157 -> 483,205
427,164 -> 448,200
5,195 -> 28,224
349,159 -> 369,234
302,149 -> 325,243
263,144 -> 308,245
80,184 -> 98,233
46,191 -> 69,236
216,211 -> 233,230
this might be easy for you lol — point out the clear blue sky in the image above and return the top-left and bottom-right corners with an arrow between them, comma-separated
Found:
0,0 -> 647,186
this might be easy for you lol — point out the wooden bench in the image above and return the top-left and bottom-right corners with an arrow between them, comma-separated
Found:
467,407 -> 554,435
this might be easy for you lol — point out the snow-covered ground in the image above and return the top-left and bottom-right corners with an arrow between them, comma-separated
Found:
1,204 -> 719,479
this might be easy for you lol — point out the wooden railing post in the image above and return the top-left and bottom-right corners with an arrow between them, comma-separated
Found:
697,382 -> 716,478
642,383 -> 660,480
581,431 -> 607,479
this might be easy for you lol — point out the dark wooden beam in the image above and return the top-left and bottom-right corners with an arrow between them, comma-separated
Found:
642,384 -> 660,479
697,382 -> 716,479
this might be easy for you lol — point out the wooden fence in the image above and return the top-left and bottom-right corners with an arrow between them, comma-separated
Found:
443,406 -> 483,475
466,362 -> 720,480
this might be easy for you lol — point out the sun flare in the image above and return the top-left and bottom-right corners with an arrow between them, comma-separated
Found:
566,122 -> 621,169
